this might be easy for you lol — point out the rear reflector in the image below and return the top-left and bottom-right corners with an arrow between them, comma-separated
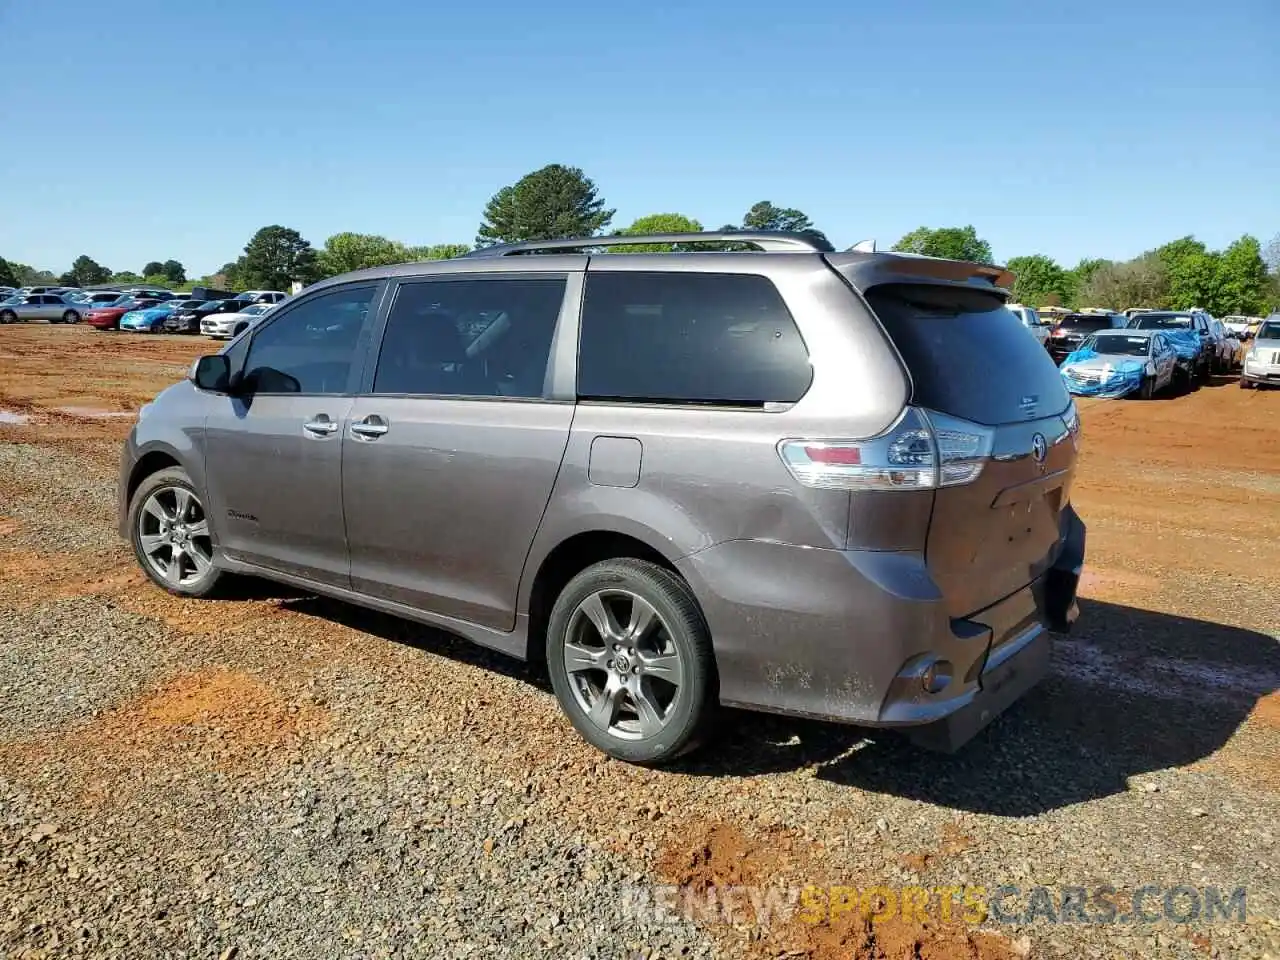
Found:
778,407 -> 994,491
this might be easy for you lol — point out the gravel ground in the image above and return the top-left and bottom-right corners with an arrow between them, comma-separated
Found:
1,327 -> 1278,959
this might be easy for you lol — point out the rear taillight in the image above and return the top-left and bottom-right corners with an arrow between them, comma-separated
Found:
778,408 -> 994,491
1061,400 -> 1080,449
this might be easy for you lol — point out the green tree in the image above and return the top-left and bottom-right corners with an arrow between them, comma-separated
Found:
7,263 -> 57,286
0,257 -> 18,288
317,232 -> 410,277
239,225 -> 319,290
403,243 -> 471,261
63,254 -> 112,287
611,212 -> 704,253
161,259 -> 186,284
1214,235 -> 1268,316
1079,254 -> 1169,310
476,164 -> 614,247
891,225 -> 993,264
112,271 -> 142,284
1005,254 -> 1070,307
728,201 -> 829,248
142,261 -> 165,277
142,274 -> 176,289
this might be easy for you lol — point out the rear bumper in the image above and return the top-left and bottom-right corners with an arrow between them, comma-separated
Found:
677,505 -> 1085,749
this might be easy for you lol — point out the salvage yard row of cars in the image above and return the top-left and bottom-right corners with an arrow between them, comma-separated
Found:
1011,302 -> 1277,396
0,284 -> 286,340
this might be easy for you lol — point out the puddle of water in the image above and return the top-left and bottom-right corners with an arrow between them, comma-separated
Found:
51,407 -> 135,420
0,410 -> 30,425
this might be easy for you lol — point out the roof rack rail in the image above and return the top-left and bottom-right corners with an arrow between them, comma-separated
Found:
464,230 -> 834,257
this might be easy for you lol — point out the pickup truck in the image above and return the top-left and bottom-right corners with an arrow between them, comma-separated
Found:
1007,303 -> 1049,347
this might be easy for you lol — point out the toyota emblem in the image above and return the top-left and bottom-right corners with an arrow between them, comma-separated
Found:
1031,433 -> 1048,466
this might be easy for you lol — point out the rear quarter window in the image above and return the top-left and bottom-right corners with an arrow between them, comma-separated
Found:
577,272 -> 812,406
864,283 -> 1069,426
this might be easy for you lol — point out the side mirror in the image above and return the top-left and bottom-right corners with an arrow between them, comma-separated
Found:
190,354 -> 231,393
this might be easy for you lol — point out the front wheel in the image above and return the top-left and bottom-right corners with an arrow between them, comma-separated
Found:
1240,377 -> 1255,390
546,558 -> 716,765
127,466 -> 223,598
1,310 -> 16,324
1138,376 -> 1155,400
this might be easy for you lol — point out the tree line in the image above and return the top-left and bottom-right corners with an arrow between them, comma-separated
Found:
3,163 -> 1277,315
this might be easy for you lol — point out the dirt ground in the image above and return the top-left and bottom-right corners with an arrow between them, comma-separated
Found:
1,324 -> 1278,959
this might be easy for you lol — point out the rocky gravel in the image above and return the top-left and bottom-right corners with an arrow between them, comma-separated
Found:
2,326 -> 1279,959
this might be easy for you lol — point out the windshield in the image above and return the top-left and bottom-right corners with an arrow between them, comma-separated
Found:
1257,321 -> 1280,340
1131,313 -> 1191,330
1087,334 -> 1152,357
243,304 -> 270,315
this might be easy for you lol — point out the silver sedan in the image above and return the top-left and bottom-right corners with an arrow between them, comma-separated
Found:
0,293 -> 87,324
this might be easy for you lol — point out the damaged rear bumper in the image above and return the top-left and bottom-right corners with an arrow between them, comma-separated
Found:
677,504 -> 1086,752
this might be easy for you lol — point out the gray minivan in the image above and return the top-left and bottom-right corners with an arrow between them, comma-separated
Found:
118,232 -> 1085,765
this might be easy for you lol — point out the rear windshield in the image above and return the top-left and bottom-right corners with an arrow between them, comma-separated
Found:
1057,316 -> 1112,332
864,283 -> 1069,426
1130,313 -> 1191,329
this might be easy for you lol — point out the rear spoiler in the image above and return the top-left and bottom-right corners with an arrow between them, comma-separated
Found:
826,251 -> 1015,294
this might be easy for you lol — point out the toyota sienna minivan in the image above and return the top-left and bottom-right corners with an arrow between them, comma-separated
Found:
119,231 -> 1085,765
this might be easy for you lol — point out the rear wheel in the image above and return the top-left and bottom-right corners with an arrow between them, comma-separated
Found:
1,310 -> 16,324
62,310 -> 79,324
546,558 -> 715,765
128,466 -> 223,598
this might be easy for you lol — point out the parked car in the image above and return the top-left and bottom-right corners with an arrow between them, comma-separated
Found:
1006,303 -> 1049,346
118,230 -> 1086,765
1210,318 -> 1241,372
85,296 -> 162,330
120,288 -> 175,301
0,286 -> 16,299
120,302 -> 184,333
1223,315 -> 1262,340
1127,311 -> 1216,381
0,292 -> 88,324
1122,307 -> 1155,321
69,290 -> 124,306
1045,312 -> 1127,364
201,302 -> 274,339
1240,315 -> 1280,389
1059,329 -> 1176,399
163,299 -> 245,334
232,289 -> 288,305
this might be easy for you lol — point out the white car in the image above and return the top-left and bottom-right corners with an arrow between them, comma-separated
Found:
1006,303 -> 1049,345
1060,329 -> 1177,399
201,302 -> 275,339
1222,315 -> 1262,339
236,289 -> 289,305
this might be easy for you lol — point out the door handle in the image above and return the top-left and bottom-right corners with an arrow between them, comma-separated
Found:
303,414 -> 339,437
350,415 -> 389,440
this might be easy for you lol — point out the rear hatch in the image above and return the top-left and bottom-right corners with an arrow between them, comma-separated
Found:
1047,314 -> 1112,357
861,281 -> 1077,618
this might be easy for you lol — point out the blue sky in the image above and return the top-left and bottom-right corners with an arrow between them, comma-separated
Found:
2,0 -> 1276,277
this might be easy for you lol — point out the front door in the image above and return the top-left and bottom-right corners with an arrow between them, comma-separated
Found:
202,282 -> 380,587
342,274 -> 575,630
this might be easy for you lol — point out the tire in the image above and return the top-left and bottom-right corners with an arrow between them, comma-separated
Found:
233,322 -> 248,337
127,466 -> 223,598
1240,377 -> 1255,390
1,310 -> 16,324
1138,376 -> 1155,400
546,558 -> 716,765
62,310 -> 79,324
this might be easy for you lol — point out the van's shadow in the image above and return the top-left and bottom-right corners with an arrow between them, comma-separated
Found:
271,592 -> 1276,817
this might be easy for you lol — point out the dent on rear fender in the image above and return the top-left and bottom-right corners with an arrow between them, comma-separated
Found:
677,539 -> 949,723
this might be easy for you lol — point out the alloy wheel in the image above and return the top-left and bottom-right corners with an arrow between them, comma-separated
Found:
562,589 -> 684,741
137,485 -> 214,587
